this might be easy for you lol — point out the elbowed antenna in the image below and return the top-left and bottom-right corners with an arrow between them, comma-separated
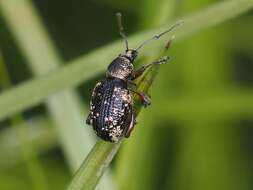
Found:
116,12 -> 129,50
135,20 -> 184,51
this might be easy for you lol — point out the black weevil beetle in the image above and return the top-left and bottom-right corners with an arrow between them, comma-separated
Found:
86,13 -> 183,143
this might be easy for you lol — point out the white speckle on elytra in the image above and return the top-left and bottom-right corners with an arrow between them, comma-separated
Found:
109,126 -> 123,142
95,82 -> 101,87
114,87 -> 121,93
112,109 -> 117,114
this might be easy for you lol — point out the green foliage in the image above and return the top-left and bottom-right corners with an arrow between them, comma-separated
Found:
0,0 -> 253,190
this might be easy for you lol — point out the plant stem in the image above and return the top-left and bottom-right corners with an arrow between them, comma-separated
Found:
67,141 -> 121,190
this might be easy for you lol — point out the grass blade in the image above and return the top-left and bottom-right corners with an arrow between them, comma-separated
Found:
67,141 -> 121,190
0,116 -> 56,168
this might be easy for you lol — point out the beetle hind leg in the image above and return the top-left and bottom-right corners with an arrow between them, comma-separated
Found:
123,107 -> 137,138
138,92 -> 151,107
86,113 -> 92,125
124,114 -> 136,138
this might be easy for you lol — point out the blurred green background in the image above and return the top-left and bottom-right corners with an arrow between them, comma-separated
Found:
0,0 -> 253,190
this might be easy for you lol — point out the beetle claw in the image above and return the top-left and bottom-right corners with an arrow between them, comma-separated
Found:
153,56 -> 169,65
86,114 -> 92,125
140,92 -> 151,107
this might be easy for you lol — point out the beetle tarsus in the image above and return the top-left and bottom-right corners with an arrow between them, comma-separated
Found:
141,92 -> 151,107
153,56 -> 169,65
86,114 -> 92,125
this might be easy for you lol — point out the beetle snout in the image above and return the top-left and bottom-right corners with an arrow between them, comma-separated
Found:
125,49 -> 138,62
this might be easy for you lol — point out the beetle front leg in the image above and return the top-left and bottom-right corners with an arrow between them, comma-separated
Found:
130,56 -> 169,80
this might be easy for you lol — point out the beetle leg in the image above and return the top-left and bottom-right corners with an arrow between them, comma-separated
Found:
124,107 -> 136,138
124,114 -> 134,138
130,90 -> 151,107
86,113 -> 92,125
130,56 -> 169,80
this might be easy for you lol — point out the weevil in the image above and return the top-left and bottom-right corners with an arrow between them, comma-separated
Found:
86,13 -> 183,143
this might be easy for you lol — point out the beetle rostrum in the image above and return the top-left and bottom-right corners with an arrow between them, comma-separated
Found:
86,13 -> 183,143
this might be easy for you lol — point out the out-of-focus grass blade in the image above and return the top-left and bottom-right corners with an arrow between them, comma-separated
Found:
0,0 -> 252,122
0,116 -> 56,168
158,89 -> 253,120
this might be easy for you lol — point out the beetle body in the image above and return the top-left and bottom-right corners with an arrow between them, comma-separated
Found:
86,54 -> 136,143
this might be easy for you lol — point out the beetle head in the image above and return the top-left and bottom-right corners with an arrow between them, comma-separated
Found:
125,49 -> 138,62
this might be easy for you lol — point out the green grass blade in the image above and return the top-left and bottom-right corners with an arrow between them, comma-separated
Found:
0,116 -> 56,168
0,0 -> 252,122
67,140 -> 121,190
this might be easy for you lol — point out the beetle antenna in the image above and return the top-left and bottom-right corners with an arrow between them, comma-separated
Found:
135,20 -> 184,51
116,12 -> 129,50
